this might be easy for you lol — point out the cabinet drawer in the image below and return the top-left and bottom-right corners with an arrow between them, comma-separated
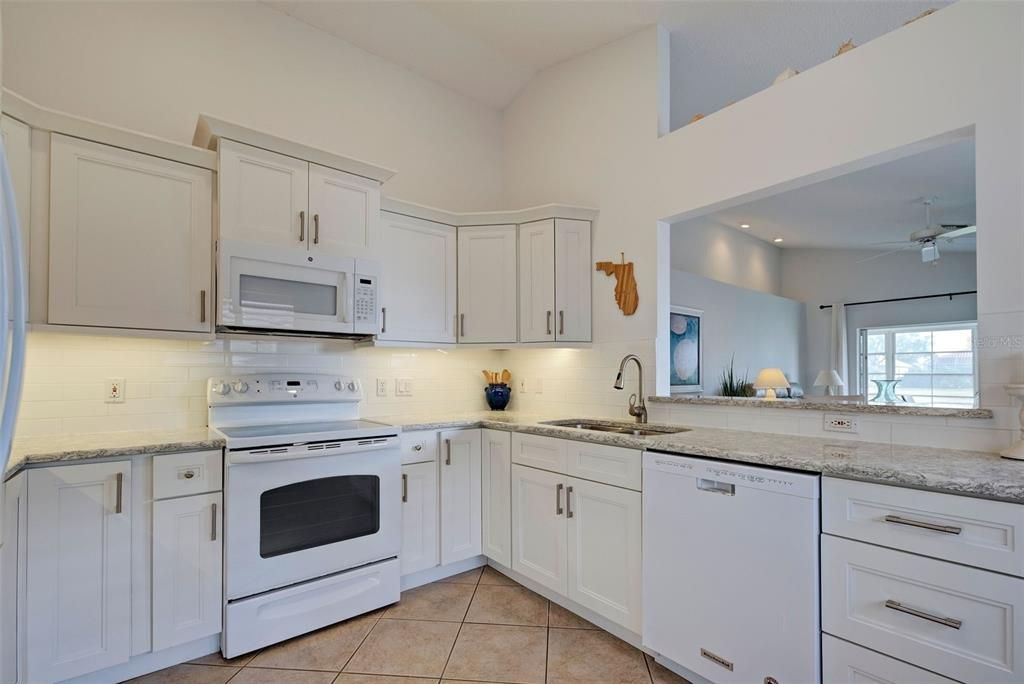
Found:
566,441 -> 641,490
512,433 -> 568,473
401,430 -> 438,465
153,450 -> 223,499
823,634 -> 957,684
823,477 -> 1024,577
822,535 -> 1024,683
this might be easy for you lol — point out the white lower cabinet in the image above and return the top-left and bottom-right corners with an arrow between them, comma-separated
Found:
401,460 -> 439,575
152,492 -> 223,650
481,429 -> 512,567
823,634 -> 957,684
25,461 -> 133,684
511,464 -> 567,594
440,429 -> 482,565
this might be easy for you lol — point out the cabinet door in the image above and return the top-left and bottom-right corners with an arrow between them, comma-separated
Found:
481,429 -> 512,567
49,134 -> 213,332
440,430 -> 482,564
566,477 -> 641,632
457,225 -> 518,343
152,493 -> 223,651
379,212 -> 457,343
219,139 -> 308,248
308,163 -> 379,257
518,219 -> 555,343
401,461 -> 439,576
1,116 -> 31,269
511,464 -> 567,594
26,461 -> 132,683
554,219 -> 592,342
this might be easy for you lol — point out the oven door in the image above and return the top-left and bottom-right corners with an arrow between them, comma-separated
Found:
218,239 -> 355,334
224,442 -> 401,600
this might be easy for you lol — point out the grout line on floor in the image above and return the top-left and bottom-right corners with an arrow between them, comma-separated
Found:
336,606 -> 387,675
438,565 -> 484,681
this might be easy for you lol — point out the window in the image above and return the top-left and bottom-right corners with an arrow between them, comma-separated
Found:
858,322 -> 978,408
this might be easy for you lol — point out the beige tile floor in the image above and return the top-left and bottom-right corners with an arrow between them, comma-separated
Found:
129,566 -> 690,684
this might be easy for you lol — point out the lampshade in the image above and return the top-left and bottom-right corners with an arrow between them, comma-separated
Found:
753,368 -> 790,390
813,369 -> 844,387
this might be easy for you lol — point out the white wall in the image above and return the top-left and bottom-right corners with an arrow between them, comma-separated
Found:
671,218 -> 782,295
781,247 -> 977,393
1,1 -> 503,211
671,269 -> 802,394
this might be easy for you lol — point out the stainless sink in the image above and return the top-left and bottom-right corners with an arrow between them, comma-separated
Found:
542,420 -> 689,437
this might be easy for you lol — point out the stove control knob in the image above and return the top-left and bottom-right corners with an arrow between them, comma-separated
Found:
232,381 -> 249,394
212,382 -> 231,396
334,380 -> 342,391
347,381 -> 358,392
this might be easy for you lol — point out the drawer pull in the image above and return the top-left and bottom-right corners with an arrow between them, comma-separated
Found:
884,599 -> 962,630
412,444 -> 423,452
883,514 -> 962,535
183,469 -> 196,479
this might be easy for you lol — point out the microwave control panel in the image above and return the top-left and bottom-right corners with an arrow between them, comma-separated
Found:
354,274 -> 378,331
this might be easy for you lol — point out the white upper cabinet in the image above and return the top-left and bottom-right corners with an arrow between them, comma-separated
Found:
219,139 -> 308,249
25,461 -> 132,684
457,225 -> 518,344
518,219 -> 556,343
554,219 -> 592,342
379,212 -> 457,344
309,163 -> 380,257
48,134 -> 213,332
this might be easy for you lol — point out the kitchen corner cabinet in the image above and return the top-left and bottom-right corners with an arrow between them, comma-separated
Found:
401,459 -> 440,576
219,139 -> 379,257
24,460 -> 133,684
48,134 -> 213,333
440,429 -> 482,564
481,429 -> 512,567
518,219 -> 592,343
379,212 -> 457,344
457,225 -> 518,344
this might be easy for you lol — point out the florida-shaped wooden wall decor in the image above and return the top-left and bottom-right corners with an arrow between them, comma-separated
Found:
596,253 -> 638,315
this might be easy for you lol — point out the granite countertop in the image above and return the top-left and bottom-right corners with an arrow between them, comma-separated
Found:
648,394 -> 994,419
9,413 -> 1023,504
7,428 -> 225,477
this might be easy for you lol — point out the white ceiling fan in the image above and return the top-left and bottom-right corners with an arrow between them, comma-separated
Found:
858,198 -> 976,265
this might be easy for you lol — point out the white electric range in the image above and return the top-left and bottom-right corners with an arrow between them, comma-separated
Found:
207,373 -> 401,658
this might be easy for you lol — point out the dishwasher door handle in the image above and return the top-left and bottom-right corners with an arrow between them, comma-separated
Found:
697,478 -> 735,496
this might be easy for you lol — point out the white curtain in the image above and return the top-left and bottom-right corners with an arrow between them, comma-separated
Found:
829,303 -> 848,393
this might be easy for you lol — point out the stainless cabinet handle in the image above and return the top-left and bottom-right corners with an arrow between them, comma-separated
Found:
200,290 -> 207,323
381,307 -> 387,334
884,600 -> 962,630
546,311 -> 552,335
299,210 -> 306,242
559,310 -> 565,335
460,313 -> 465,338
402,473 -> 408,503
445,438 -> 452,465
556,482 -> 564,515
883,514 -> 962,535
313,213 -> 320,244
114,472 -> 123,514
211,503 -> 218,541
566,485 -> 574,518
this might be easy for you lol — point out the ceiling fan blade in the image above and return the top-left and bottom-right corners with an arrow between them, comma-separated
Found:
866,240 -> 913,247
939,225 -> 976,241
856,245 -> 915,264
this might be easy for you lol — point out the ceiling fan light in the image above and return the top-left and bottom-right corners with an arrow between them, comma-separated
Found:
921,242 -> 941,264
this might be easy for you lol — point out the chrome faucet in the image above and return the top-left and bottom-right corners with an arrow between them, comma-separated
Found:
613,354 -> 647,424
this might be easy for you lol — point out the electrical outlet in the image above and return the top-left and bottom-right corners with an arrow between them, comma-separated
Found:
518,378 -> 528,393
376,378 -> 388,397
823,414 -> 858,433
106,377 -> 125,403
395,378 -> 413,397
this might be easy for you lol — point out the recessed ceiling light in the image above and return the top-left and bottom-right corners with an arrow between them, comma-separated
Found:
773,237 -> 784,243
740,223 -> 751,229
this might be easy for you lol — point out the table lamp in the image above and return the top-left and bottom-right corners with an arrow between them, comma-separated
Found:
813,369 -> 844,395
754,368 -> 790,401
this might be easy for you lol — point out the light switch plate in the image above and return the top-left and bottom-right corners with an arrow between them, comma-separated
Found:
396,378 -> 413,397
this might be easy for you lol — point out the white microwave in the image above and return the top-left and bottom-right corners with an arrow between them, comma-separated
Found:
218,239 -> 379,338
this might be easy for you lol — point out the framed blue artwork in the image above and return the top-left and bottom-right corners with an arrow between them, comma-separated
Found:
669,306 -> 703,394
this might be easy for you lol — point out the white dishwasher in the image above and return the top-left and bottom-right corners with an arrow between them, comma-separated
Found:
643,451 -> 820,684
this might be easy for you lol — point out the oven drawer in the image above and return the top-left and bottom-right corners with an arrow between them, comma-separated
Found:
823,634 -> 957,684
822,535 -> 1024,683
824,477 -> 1024,577
153,450 -> 223,500
401,430 -> 438,465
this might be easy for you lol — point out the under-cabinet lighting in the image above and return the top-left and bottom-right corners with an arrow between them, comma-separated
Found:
773,237 -> 784,243
740,223 -> 751,229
